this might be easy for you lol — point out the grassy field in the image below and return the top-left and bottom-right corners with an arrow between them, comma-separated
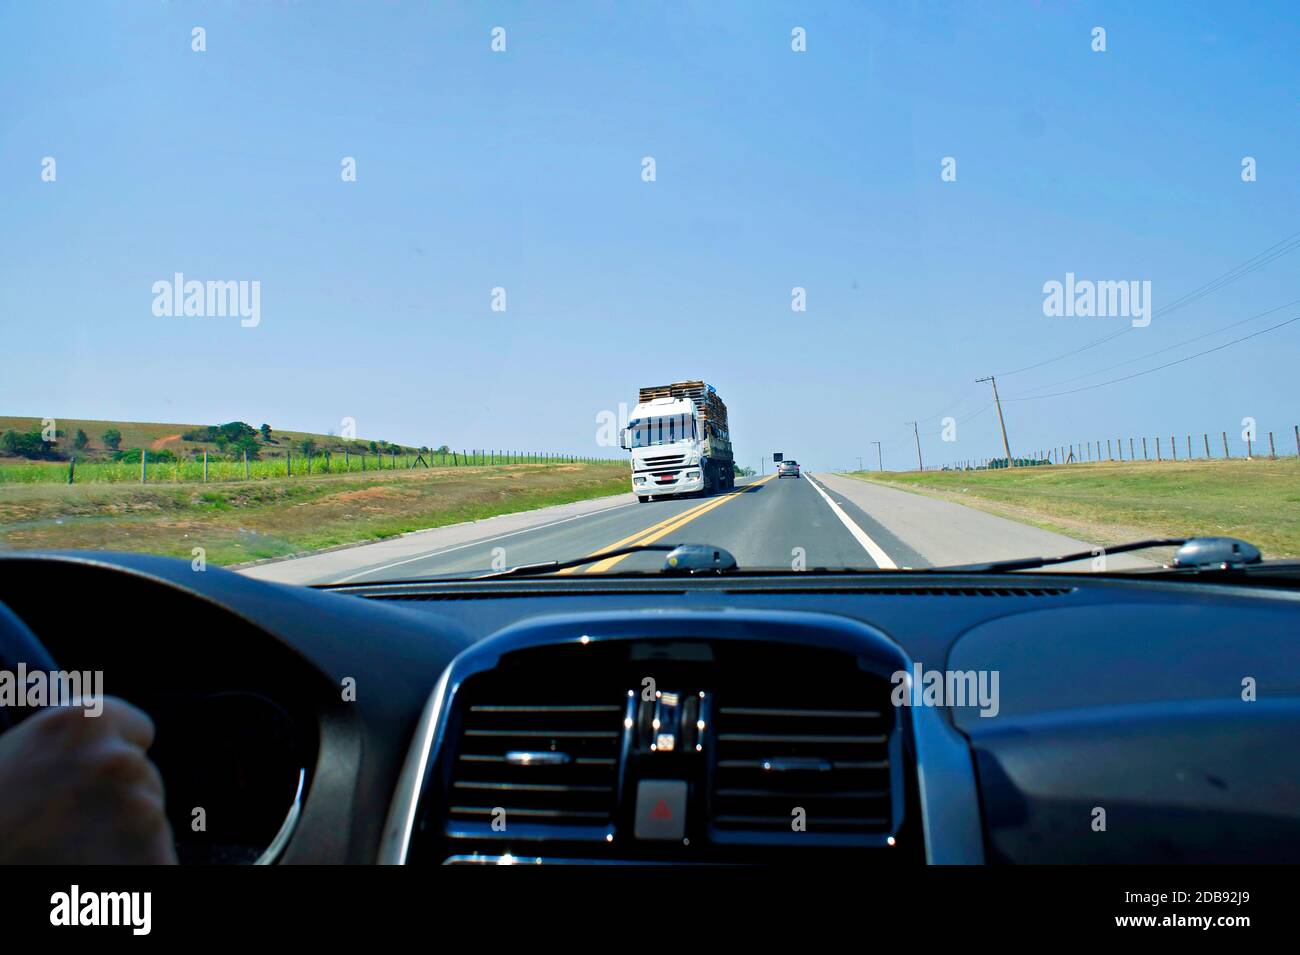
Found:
0,462 -> 629,566
0,415 -> 608,484
843,458 -> 1300,558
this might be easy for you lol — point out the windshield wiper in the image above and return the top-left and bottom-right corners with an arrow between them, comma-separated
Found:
934,536 -> 1261,574
477,543 -> 739,579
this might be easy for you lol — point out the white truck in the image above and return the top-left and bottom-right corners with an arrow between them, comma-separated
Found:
620,381 -> 734,502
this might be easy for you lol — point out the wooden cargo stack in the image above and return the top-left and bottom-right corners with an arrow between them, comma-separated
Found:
638,380 -> 729,436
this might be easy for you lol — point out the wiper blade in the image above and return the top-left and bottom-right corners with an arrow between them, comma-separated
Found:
476,544 -> 677,579
477,542 -> 740,579
936,538 -> 1186,573
935,536 -> 1263,574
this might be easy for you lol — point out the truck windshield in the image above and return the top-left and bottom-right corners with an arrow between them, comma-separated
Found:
628,415 -> 696,448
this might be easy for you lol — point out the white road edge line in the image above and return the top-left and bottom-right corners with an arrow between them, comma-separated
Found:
804,473 -> 898,570
331,501 -> 637,584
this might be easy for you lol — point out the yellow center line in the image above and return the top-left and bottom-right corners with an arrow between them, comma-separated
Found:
553,494 -> 721,575
578,475 -> 776,573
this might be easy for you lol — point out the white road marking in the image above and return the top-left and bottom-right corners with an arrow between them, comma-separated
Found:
331,501 -> 637,583
803,473 -> 898,569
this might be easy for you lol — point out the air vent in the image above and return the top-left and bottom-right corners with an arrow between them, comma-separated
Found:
711,695 -> 895,841
445,685 -> 624,835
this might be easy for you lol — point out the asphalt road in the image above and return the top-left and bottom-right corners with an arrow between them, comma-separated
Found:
240,471 -> 1150,585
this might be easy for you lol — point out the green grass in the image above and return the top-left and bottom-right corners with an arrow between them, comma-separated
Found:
0,415 -> 612,484
0,449 -> 577,484
842,458 -> 1300,558
0,462 -> 630,566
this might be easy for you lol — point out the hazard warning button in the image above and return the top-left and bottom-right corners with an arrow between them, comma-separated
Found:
633,780 -> 688,841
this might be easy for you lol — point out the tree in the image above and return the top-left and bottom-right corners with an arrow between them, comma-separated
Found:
299,438 -> 317,457
260,423 -> 272,441
232,435 -> 260,460
368,441 -> 379,454
102,428 -> 122,451
73,429 -> 89,451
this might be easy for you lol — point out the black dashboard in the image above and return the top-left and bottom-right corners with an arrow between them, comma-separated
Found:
1,550 -> 1297,865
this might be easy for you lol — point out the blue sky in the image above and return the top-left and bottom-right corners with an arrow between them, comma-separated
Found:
2,1 -> 1297,470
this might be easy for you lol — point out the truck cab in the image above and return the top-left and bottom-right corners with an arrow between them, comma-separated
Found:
621,392 -> 733,501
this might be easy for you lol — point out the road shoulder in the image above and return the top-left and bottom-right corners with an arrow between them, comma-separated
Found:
818,472 -> 1153,571
236,491 -> 636,585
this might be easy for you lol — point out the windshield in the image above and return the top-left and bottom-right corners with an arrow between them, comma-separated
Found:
2,4 -> 1295,582
628,416 -> 697,448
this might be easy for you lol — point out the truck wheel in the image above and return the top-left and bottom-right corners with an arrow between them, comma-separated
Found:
638,495 -> 650,503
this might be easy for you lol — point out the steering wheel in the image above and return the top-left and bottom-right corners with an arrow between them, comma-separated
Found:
0,598 -> 59,733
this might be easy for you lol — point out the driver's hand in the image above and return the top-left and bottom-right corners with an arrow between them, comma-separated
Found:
0,697 -> 177,864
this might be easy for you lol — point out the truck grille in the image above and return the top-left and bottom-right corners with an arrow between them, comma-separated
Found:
640,454 -> 686,469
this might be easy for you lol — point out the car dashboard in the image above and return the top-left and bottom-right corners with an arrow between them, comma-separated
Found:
1,551 -> 1297,866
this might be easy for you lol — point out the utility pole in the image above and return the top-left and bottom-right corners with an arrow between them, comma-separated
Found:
856,456 -> 863,472
872,441 -> 883,472
976,375 -> 1014,467
906,422 -> 923,472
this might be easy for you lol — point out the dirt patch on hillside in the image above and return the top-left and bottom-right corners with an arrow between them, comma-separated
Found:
322,486 -> 410,504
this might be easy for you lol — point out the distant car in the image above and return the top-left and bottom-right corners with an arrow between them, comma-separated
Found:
777,459 -> 800,478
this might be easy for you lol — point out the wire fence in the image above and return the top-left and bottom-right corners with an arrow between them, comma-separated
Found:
0,448 -> 623,485
931,425 -> 1300,471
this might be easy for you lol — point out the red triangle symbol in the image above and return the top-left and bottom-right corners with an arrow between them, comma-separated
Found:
650,798 -> 673,820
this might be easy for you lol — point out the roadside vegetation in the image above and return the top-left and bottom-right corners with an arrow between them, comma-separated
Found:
0,462 -> 629,566
0,416 -> 610,484
844,458 -> 1300,558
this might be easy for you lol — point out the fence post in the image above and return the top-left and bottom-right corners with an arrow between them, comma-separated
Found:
1246,434 -> 1253,459
141,449 -> 147,484
1142,437 -> 1148,460
1129,437 -> 1135,460
325,451 -> 331,473
1187,435 -> 1191,460
345,450 -> 350,471
1170,436 -> 1176,461
203,450 -> 208,482
1156,436 -> 1161,462
1269,432 -> 1276,459
1222,432 -> 1230,459
244,450 -> 250,479
1204,433 -> 1211,458
287,450 -> 292,476
68,456 -> 75,484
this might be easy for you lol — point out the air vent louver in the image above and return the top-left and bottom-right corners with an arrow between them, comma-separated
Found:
712,697 -> 895,838
447,690 -> 623,832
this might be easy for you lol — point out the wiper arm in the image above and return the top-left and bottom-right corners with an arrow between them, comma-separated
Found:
478,542 -> 739,579
936,536 -> 1262,574
476,544 -> 676,579
936,538 -> 1185,573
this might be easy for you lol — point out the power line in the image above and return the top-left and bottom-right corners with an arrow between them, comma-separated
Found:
1008,298 -> 1300,400
996,230 -> 1300,378
1003,312 -> 1300,402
